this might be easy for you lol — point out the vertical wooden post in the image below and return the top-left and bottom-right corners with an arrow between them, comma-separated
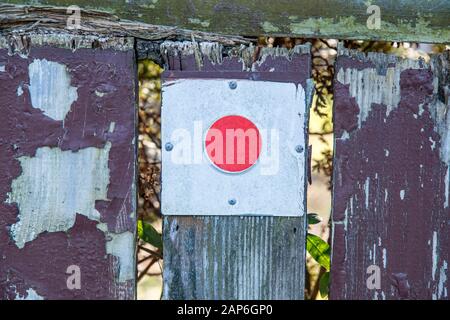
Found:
0,33 -> 137,299
161,41 -> 312,299
331,46 -> 449,300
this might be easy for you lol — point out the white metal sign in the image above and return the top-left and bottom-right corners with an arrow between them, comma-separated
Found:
161,79 -> 307,216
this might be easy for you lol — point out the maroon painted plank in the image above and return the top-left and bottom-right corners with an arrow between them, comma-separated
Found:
161,42 -> 311,88
0,35 -> 136,299
331,47 -> 449,300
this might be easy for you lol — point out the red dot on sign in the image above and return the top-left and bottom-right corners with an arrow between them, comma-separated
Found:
205,115 -> 262,173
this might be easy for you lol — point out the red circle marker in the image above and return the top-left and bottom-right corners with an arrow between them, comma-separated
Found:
205,115 -> 262,173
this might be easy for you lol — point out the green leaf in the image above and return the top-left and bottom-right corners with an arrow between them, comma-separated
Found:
319,271 -> 330,298
138,220 -> 163,251
307,213 -> 321,225
306,233 -> 331,271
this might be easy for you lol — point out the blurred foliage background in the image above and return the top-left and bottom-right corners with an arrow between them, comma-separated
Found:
136,39 -> 447,300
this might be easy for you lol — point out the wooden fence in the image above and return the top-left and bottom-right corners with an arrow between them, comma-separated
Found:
0,2 -> 448,300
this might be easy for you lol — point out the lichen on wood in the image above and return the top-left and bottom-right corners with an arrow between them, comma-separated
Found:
1,1 -> 449,43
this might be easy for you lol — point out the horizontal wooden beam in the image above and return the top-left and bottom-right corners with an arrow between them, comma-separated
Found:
2,1 -> 450,43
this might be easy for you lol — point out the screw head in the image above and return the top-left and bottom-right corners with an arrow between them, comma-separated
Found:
228,198 -> 237,205
165,142 -> 174,151
295,145 -> 304,153
228,81 -> 237,90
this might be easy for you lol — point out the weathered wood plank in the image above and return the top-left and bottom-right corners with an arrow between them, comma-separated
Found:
161,41 -> 312,300
0,4 -> 251,46
331,46 -> 449,299
0,33 -> 137,299
2,1 -> 450,43
163,216 -> 306,299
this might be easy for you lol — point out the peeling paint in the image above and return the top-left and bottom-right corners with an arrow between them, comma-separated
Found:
437,261 -> 448,299
108,121 -> 116,133
445,168 -> 449,208
28,59 -> 78,121
332,48 -> 449,300
6,143 -> 111,249
160,40 -> 311,82
97,223 -> 134,282
364,177 -> 370,209
105,231 -> 135,282
95,90 -> 105,97
16,85 -> 23,96
0,39 -> 136,299
15,288 -> 44,300
336,52 -> 423,129
432,231 -> 438,281
0,33 -> 134,55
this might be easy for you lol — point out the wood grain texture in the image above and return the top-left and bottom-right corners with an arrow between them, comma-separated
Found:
161,41 -> 311,300
331,46 -> 449,300
2,1 -> 450,43
163,216 -> 306,299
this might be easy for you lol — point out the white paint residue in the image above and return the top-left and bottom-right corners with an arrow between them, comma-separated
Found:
340,130 -> 350,140
95,90 -> 105,97
108,122 -> 116,133
105,230 -> 135,282
384,189 -> 388,202
429,137 -> 436,150
17,85 -> 23,96
346,196 -> 352,231
428,95 -> 450,207
384,149 -> 389,157
445,167 -> 449,208
364,177 -> 370,209
336,59 -> 422,128
0,64 -> 5,72
28,59 -> 78,120
382,248 -> 387,268
437,261 -> 448,299
98,222 -> 136,281
373,243 -> 376,262
432,231 -> 438,281
400,189 -> 405,200
15,288 -> 44,300
6,143 -> 111,248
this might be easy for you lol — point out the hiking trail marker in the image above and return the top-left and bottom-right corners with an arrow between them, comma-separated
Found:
162,77 -> 308,216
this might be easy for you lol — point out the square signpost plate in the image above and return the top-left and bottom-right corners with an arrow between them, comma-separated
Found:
162,78 -> 307,216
